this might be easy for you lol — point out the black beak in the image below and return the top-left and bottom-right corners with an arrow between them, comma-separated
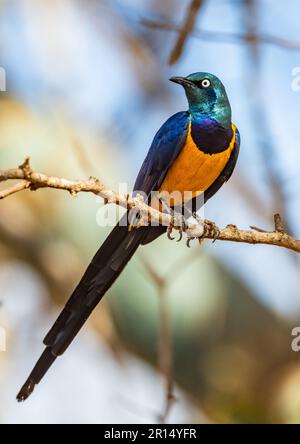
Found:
169,76 -> 194,87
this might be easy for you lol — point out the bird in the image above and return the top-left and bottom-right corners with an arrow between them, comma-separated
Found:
17,72 -> 240,401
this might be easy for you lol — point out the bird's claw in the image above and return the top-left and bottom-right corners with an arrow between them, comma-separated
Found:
186,237 -> 193,248
174,213 -> 187,242
167,226 -> 175,240
186,215 -> 206,247
167,213 -> 187,242
192,211 -> 203,223
167,213 -> 220,246
186,234 -> 204,248
177,231 -> 183,242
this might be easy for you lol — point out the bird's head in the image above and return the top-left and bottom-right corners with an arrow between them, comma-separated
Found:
170,72 -> 231,127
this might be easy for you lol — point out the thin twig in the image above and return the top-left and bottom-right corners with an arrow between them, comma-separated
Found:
0,180 -> 30,199
139,256 -> 175,423
158,285 -> 174,424
249,225 -> 268,233
142,19 -> 300,52
274,213 -> 285,233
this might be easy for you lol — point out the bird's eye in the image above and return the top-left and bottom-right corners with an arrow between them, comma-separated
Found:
201,79 -> 211,88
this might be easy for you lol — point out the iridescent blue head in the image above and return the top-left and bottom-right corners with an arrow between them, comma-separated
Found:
170,72 -> 231,128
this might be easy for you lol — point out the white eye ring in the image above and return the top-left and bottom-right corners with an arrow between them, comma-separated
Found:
201,79 -> 211,88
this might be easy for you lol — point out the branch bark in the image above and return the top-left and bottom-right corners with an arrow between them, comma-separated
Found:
1,157 -> 300,254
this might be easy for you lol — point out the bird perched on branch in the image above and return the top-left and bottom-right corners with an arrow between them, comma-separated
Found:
17,72 -> 240,401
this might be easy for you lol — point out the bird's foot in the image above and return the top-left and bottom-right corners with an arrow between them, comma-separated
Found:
186,215 -> 205,248
192,211 -> 203,223
167,212 -> 187,242
186,219 -> 220,247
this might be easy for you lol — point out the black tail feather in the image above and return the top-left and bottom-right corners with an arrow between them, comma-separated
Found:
17,219 -> 148,401
17,348 -> 57,401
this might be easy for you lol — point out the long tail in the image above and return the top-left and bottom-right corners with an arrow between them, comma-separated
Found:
17,217 -> 148,401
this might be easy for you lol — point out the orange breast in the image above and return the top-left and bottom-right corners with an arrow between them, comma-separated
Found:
158,122 -> 236,205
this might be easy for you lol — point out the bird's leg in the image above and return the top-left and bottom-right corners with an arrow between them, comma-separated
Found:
159,198 -> 175,240
172,204 -> 201,243
186,218 -> 220,247
159,198 -> 180,241
160,200 -> 214,245
185,210 -> 205,248
172,211 -> 187,242
186,220 -> 205,248
192,211 -> 202,224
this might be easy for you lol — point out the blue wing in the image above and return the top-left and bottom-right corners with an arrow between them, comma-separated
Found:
133,111 -> 189,196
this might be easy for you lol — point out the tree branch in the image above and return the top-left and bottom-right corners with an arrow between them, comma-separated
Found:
0,180 -> 30,200
168,0 -> 204,65
142,19 -> 300,52
139,256 -> 175,424
1,157 -> 300,253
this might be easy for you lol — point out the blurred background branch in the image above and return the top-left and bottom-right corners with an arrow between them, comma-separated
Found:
168,0 -> 204,64
142,20 -> 300,52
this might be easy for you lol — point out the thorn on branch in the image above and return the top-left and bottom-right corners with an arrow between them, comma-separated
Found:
226,223 -> 238,230
204,219 -> 220,242
274,213 -> 285,233
19,156 -> 33,178
70,189 -> 78,198
89,176 -> 101,185
250,225 -> 268,233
